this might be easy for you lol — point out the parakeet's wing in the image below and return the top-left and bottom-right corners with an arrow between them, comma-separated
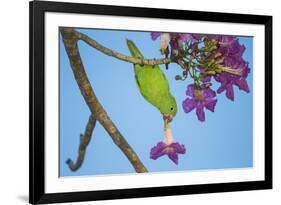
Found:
127,39 -> 175,114
134,63 -> 170,110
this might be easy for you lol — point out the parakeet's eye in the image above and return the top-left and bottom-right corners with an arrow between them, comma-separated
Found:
170,107 -> 173,111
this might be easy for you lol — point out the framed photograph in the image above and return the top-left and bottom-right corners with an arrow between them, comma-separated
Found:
29,0 -> 272,204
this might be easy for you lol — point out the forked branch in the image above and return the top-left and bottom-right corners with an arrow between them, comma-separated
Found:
61,27 -> 148,173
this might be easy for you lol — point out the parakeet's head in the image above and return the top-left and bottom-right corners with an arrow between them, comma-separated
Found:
161,94 -> 177,123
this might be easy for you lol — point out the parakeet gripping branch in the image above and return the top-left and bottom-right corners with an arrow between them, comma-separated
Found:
127,40 -> 186,165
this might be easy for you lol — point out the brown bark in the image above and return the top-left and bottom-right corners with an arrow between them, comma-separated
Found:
61,27 -> 148,173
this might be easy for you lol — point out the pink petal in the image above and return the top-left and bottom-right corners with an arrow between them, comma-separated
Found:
182,98 -> 196,113
186,84 -> 195,97
196,105 -> 205,122
236,79 -> 250,93
217,85 -> 226,94
226,85 -> 234,101
151,32 -> 160,40
168,152 -> 178,165
205,98 -> 217,112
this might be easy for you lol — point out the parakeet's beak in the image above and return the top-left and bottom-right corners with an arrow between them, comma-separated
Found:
163,114 -> 173,130
163,114 -> 173,123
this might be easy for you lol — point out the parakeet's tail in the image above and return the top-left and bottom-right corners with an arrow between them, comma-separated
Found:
126,39 -> 144,59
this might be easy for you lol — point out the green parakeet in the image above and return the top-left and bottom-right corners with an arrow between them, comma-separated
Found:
127,39 -> 177,124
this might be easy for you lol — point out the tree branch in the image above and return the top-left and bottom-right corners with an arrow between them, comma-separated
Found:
70,28 -> 172,66
63,28 -> 243,76
61,27 -> 148,173
66,114 -> 96,171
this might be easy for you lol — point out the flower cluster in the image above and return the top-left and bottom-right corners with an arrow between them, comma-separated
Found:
203,35 -> 250,101
149,32 -> 250,165
151,32 -> 251,122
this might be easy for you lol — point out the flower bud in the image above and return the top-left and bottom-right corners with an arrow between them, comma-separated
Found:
160,33 -> 171,54
175,75 -> 182,80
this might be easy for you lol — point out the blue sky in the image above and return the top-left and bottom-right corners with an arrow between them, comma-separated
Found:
59,28 -> 253,176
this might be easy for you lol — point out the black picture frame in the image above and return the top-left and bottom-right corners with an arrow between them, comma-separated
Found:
29,0 -> 272,204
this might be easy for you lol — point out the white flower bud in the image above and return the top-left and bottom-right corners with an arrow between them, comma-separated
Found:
160,33 -> 171,54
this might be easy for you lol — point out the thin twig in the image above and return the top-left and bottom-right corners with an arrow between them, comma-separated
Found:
61,27 -> 148,173
66,114 -> 96,171
74,29 -> 172,66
